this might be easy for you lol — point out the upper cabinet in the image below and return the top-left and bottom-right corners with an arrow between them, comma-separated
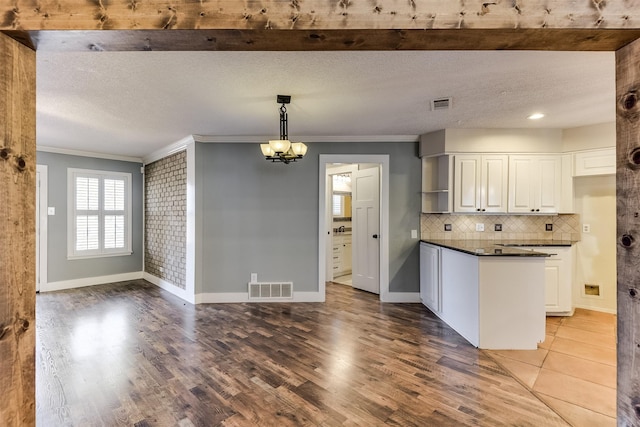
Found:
453,154 -> 508,213
574,147 -> 616,177
508,155 -> 562,213
419,129 -> 583,215
421,155 -> 452,213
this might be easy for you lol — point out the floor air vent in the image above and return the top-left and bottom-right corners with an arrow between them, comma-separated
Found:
248,282 -> 293,300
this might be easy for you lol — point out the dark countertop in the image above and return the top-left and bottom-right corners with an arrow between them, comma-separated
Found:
420,239 -> 573,257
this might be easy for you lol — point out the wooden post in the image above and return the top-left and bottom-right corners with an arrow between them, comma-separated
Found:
616,36 -> 640,426
0,33 -> 36,427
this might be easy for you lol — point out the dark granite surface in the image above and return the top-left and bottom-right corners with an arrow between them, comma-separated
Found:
420,239 -> 573,257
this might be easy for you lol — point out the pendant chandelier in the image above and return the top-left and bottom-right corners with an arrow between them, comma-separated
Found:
260,95 -> 308,164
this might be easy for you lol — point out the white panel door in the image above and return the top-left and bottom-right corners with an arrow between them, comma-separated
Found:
352,167 -> 380,294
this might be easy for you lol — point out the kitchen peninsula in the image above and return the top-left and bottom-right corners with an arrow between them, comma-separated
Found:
420,240 -> 550,350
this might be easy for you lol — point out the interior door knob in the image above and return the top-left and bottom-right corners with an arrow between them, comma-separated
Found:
372,234 -> 378,239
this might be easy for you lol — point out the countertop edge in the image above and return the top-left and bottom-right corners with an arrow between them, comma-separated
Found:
420,239 -> 564,257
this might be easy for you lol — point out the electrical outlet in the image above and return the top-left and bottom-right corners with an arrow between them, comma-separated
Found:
546,224 -> 553,231
411,229 -> 418,239
494,224 -> 502,231
583,224 -> 591,233
444,224 -> 452,231
475,223 -> 485,232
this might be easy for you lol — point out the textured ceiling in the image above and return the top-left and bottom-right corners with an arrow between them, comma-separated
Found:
36,50 -> 615,159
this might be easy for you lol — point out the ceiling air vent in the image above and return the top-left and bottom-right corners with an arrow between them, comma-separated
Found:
431,97 -> 452,111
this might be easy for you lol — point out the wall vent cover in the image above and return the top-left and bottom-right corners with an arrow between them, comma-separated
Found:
248,282 -> 293,300
431,97 -> 452,111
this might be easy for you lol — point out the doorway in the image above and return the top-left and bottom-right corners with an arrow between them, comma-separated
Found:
318,154 -> 390,301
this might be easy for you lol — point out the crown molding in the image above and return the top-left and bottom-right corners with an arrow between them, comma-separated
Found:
37,145 -> 143,163
142,135 -> 195,165
192,134 -> 419,143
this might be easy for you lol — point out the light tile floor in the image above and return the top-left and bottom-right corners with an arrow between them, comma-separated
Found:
486,309 -> 617,427
334,273 -> 352,286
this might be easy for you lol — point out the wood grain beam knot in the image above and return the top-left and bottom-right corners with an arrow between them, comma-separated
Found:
632,397 -> 640,419
628,148 -> 640,171
619,91 -> 639,122
15,156 -> 26,172
621,234 -> 634,248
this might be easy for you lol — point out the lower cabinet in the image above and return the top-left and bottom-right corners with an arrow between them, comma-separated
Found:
420,242 -> 441,313
420,244 -> 546,349
333,234 -> 352,277
520,246 -> 574,315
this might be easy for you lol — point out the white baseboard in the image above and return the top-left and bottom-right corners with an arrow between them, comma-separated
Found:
573,304 -> 617,315
42,271 -> 144,292
381,292 -> 421,303
144,272 -> 195,304
195,291 -> 325,304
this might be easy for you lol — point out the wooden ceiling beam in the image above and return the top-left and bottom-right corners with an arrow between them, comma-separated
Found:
1,0 -> 639,31
3,1 -> 639,52
8,28 -> 640,52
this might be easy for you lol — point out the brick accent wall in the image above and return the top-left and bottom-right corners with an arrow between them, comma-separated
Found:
144,151 -> 186,289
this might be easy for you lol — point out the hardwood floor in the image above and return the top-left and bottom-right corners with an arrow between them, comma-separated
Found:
36,280 -> 568,426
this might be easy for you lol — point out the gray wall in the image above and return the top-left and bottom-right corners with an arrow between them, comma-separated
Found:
196,141 -> 421,294
36,151 -> 144,282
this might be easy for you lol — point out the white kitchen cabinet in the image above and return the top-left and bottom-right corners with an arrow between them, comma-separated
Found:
332,234 -> 352,277
520,246 -> 574,315
508,155 -> 562,213
421,155 -> 452,213
453,154 -> 508,213
420,242 -> 441,313
342,241 -> 352,274
574,148 -> 616,176
437,247 -> 546,349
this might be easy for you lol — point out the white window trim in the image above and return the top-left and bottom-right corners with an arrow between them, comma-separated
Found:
67,168 -> 133,260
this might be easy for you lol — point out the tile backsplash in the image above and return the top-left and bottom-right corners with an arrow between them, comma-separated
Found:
421,213 -> 581,241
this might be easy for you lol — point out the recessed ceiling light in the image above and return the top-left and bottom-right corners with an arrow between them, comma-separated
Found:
528,113 -> 545,120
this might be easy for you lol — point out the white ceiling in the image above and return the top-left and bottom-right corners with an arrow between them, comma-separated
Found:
36,50 -> 615,160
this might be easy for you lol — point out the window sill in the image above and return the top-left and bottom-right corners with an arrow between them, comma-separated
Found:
67,251 -> 133,261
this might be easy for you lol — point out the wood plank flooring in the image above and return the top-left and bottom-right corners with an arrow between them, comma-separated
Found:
36,280 -> 568,426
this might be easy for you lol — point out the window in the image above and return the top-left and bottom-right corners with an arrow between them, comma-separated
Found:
332,194 -> 343,216
68,168 -> 132,259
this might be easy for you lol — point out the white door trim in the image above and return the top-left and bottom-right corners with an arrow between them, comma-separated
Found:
318,154 -> 390,301
36,164 -> 48,292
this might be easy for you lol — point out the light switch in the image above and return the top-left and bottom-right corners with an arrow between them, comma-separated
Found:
411,229 -> 418,239
47,207 -> 55,215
